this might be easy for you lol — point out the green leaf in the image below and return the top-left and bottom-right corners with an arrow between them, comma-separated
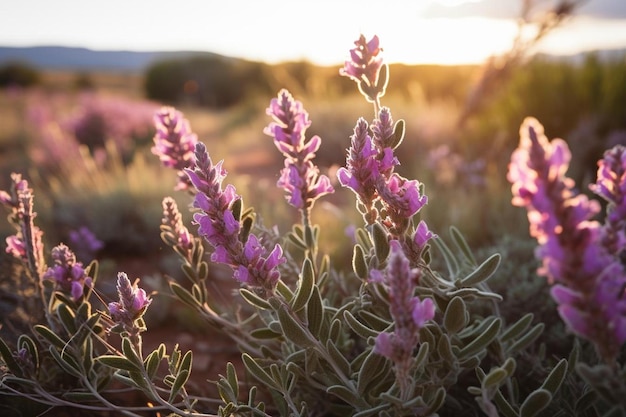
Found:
449,226 -> 477,266
443,296 -> 467,334
307,286 -> 324,338
292,258 -> 315,312
500,313 -> 534,343
242,353 -> 280,391
344,311 -> 379,339
56,303 -> 77,334
414,342 -> 430,370
540,358 -> 567,395
239,288 -> 271,310
372,223 -> 390,262
458,318 -> 501,358
62,391 -> 100,402
460,253 -> 500,286
97,355 -> 141,372
357,349 -> 386,395
0,337 -> 23,377
179,350 -> 192,375
169,369 -> 190,402
437,334 -> 455,364
122,337 -> 143,370
49,346 -> 81,377
352,244 -> 369,280
278,305 -> 314,347
170,281 -> 200,307
493,390 -> 519,417
358,310 -> 392,331
327,384 -> 359,405
226,362 -> 239,398
391,119 -> 405,150
144,350 -> 161,380
482,368 -> 508,389
506,323 -> 544,355
432,237 -> 459,277
326,340 -> 350,376
520,389 -> 552,417
17,335 -> 39,371
425,387 -> 446,415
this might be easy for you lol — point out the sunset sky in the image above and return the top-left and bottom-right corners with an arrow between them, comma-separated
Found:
1,0 -> 625,65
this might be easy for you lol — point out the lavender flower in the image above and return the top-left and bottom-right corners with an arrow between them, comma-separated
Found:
377,173 -> 428,236
373,240 -> 435,398
508,117 -> 626,362
108,272 -> 152,335
265,89 -> 334,219
161,196 -> 194,260
187,143 -> 286,291
152,107 -> 199,191
43,244 -> 91,301
68,226 -> 104,263
340,34 -> 383,88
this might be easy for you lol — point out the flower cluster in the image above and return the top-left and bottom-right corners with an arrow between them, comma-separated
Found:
43,244 -> 91,301
161,196 -> 194,260
108,272 -> 152,335
68,226 -> 104,264
373,241 -> 435,398
264,89 -> 334,219
508,117 -> 626,362
186,142 -> 286,291
0,173 -> 45,277
340,34 -> 385,98
152,107 -> 199,191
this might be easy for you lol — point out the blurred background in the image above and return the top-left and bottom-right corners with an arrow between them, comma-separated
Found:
0,0 -> 624,338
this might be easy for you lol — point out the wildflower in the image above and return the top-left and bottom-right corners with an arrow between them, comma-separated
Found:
161,197 -> 194,260
340,34 -> 383,88
152,107 -> 199,191
108,272 -> 151,334
43,244 -> 91,301
265,89 -> 334,217
508,117 -> 626,362
68,226 -> 104,263
187,143 -> 286,291
377,173 -> 427,236
373,240 -> 434,398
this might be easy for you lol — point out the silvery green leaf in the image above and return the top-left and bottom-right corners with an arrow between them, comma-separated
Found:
81,336 -> 93,374
415,342 -> 430,370
122,337 -> 143,369
62,391 -> 99,402
49,346 -> 81,377
391,119 -> 405,150
242,353 -> 280,391
443,296 -> 467,334
56,303 -> 77,334
424,387 -> 446,415
17,335 -> 39,371
540,358 -> 567,395
292,258 -> 315,312
358,310 -> 391,331
287,232 -> 308,250
458,318 -> 501,358
144,350 -> 160,380
327,384 -> 359,405
170,281 -> 200,307
493,390 -> 518,417
217,378 -> 237,404
437,334 -> 455,364
357,349 -> 386,395
352,244 -> 369,279
500,313 -> 534,343
226,362 -> 239,398
433,236 -> 459,277
278,305 -> 314,347
326,340 -> 350,376
460,253 -> 500,286
520,388 -> 552,417
0,337 -> 23,377
353,404 -> 391,417
178,350 -> 192,375
98,355 -> 140,372
506,323 -> 544,355
169,369 -> 190,402
501,357 -> 516,376
449,226 -> 477,266
482,368 -> 508,389
239,288 -> 271,310
372,222 -> 390,262
250,327 -> 281,339
344,310 -> 379,339
467,386 -> 482,395
307,286 -> 324,338
574,390 -> 598,414
356,227 -> 372,251
328,318 -> 342,342
191,283 -> 205,304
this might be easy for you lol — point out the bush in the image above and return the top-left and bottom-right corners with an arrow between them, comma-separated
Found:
0,62 -> 40,88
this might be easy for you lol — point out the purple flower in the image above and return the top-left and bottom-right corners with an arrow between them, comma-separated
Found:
152,107 -> 199,191
265,89 -> 334,214
68,226 -> 104,263
161,197 -> 194,260
508,117 -> 626,362
43,244 -> 91,301
108,272 -> 152,334
187,143 -> 286,291
377,173 -> 428,236
373,241 -> 434,394
340,34 -> 383,88
412,220 -> 437,253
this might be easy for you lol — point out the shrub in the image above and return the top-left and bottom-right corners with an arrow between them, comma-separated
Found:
0,62 -> 40,88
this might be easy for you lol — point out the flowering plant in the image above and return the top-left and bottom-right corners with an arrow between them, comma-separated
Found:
0,34 -> 624,417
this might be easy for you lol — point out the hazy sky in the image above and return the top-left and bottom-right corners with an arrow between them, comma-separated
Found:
1,0 -> 625,65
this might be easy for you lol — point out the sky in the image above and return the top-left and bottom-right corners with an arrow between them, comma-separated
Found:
0,0 -> 625,65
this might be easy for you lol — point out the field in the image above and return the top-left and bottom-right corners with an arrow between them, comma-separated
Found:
1,52 -> 626,416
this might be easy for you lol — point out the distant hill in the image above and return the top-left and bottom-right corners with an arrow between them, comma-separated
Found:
0,46 -> 221,72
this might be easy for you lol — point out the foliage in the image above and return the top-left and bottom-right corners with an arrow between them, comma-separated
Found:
0,34 -> 625,417
0,62 -> 41,88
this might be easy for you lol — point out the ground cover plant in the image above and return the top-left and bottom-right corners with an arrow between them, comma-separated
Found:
0,34 -> 625,417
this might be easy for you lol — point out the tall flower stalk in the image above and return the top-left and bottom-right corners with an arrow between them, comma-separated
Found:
508,117 -> 626,363
186,142 -> 286,293
264,89 -> 334,228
